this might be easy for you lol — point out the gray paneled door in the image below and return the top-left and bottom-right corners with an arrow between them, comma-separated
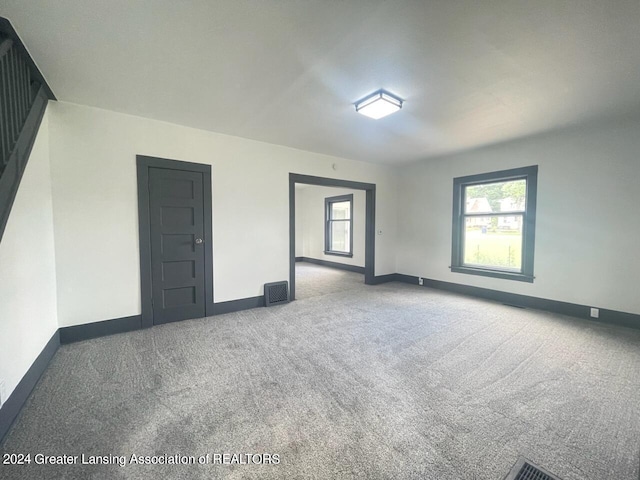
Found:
149,167 -> 206,324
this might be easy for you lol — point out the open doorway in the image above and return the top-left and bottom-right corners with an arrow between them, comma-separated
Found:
289,174 -> 376,301
294,184 -> 365,300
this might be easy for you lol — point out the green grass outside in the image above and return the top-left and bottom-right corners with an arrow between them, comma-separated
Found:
463,229 -> 522,269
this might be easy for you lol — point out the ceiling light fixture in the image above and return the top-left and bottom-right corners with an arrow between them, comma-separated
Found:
355,89 -> 403,119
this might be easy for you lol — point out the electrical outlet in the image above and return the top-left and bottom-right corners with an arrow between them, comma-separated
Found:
418,277 -> 424,286
0,379 -> 5,408
590,308 -> 599,318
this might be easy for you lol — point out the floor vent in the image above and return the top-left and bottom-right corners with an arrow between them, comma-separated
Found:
264,281 -> 289,307
505,457 -> 563,480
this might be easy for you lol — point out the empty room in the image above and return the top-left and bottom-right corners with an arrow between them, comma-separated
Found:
295,183 -> 367,300
0,2 -> 639,479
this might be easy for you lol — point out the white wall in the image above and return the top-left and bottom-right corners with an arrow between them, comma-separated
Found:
47,101 -> 397,327
0,109 -> 59,403
295,186 -> 365,268
396,116 -> 640,315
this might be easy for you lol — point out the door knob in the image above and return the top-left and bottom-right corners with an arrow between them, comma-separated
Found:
195,238 -> 203,245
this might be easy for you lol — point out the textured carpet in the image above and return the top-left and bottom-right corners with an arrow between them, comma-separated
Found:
295,261 -> 364,300
1,266 -> 640,479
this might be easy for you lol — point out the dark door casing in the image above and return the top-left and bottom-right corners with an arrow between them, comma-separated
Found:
288,173 -> 376,301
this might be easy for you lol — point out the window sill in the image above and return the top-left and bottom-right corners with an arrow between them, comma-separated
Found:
450,266 -> 534,283
324,251 -> 353,258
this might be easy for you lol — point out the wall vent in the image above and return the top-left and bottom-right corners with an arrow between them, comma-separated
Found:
264,281 -> 289,307
504,457 -> 563,480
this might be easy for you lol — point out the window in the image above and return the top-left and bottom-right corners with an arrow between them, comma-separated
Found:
325,194 -> 353,257
451,166 -> 538,282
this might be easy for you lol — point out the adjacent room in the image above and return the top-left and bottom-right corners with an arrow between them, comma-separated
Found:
295,183 -> 366,300
0,2 -> 639,479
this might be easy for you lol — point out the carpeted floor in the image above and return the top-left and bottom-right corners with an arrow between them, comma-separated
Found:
295,261 -> 364,300
1,265 -> 639,479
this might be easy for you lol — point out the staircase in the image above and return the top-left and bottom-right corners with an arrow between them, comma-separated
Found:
0,18 -> 55,242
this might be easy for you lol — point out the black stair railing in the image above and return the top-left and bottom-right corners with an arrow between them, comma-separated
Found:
1,34 -> 38,176
0,17 -> 56,242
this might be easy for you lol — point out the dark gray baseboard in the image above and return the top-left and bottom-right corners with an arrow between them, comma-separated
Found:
59,295 -> 269,344
372,273 -> 398,285
0,330 -> 60,445
297,257 -> 365,274
394,274 -> 640,330
60,315 -> 142,344
2,276 -> 636,449
1,294 -> 265,444
213,296 -> 265,315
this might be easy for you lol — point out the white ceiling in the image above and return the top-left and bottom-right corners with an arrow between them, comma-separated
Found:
3,0 -> 640,164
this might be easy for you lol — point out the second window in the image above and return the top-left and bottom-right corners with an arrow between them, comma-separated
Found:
325,194 -> 353,257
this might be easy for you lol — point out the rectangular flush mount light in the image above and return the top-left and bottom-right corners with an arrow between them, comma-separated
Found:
355,89 -> 403,119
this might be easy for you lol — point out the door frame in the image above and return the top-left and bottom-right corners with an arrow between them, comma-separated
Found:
137,155 -> 215,327
289,173 -> 376,300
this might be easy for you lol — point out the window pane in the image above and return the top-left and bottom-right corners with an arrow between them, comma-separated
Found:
463,216 -> 522,270
464,179 -> 526,214
331,201 -> 351,220
330,221 -> 350,252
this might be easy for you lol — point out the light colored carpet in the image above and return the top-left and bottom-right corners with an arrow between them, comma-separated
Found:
1,266 -> 639,479
295,261 -> 364,300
